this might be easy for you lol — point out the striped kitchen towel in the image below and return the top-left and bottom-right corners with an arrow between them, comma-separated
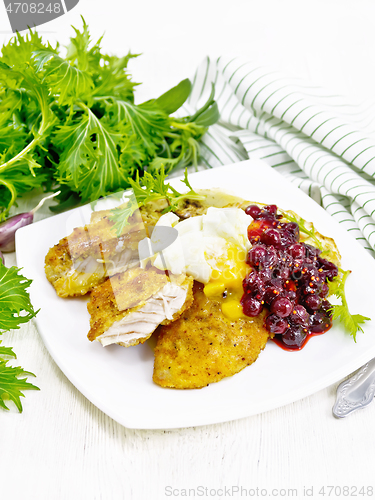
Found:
187,55 -> 375,257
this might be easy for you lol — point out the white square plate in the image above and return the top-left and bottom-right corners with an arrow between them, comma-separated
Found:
16,160 -> 375,429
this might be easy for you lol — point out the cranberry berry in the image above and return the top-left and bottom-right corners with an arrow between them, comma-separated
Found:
271,297 -> 293,318
289,304 -> 309,327
282,325 -> 307,348
266,314 -> 289,334
245,205 -> 262,219
242,296 -> 263,317
288,243 -> 305,260
242,202 -> 336,349
304,294 -> 322,312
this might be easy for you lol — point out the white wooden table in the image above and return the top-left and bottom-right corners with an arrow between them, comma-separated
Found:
1,1 -> 375,498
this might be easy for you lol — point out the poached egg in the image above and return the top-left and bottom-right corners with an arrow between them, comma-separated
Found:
142,207 -> 253,320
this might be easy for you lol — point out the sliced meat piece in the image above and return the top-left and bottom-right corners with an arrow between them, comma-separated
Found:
153,282 -> 272,389
45,205 -> 147,298
87,267 -> 194,348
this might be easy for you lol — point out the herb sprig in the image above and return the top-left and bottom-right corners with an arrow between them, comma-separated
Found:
281,211 -> 324,250
0,262 -> 39,411
328,269 -> 370,341
281,210 -> 369,340
109,167 -> 205,237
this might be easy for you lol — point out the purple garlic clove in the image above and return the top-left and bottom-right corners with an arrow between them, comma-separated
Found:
0,212 -> 34,252
0,191 -> 60,253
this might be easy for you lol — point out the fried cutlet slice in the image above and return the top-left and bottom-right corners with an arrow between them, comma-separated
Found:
44,191 -> 249,298
45,205 -> 147,298
153,282 -> 272,389
87,266 -> 194,348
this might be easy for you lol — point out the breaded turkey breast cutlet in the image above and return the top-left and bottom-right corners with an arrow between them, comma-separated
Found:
153,282 -> 273,389
45,205 -> 147,298
87,266 -> 194,347
45,189 -> 250,298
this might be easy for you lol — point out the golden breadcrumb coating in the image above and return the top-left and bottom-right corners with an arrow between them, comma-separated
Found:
44,191 -> 249,298
153,282 -> 273,389
45,208 -> 146,297
87,267 -> 194,343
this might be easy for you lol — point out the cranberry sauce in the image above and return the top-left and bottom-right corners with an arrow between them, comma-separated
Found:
241,204 -> 338,349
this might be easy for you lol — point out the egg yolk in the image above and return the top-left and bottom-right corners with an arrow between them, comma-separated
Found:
203,245 -> 249,321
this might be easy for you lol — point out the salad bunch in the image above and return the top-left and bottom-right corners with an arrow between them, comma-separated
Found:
0,18 -> 218,220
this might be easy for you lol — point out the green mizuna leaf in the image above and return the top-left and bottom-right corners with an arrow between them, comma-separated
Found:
90,52 -> 139,102
109,167 -> 205,237
0,124 -> 26,153
65,16 -> 92,70
0,61 -> 55,215
0,152 -> 48,217
118,134 -> 148,176
107,99 -> 168,156
281,210 -> 324,251
328,269 -> 370,341
53,106 -> 127,202
0,29 -> 58,69
132,167 -> 204,210
0,89 -> 24,128
0,263 -> 39,412
0,263 -> 38,332
0,341 -> 16,360
66,18 -> 139,101
34,50 -> 94,106
109,196 -> 140,237
0,361 -> 39,412
0,19 -> 218,218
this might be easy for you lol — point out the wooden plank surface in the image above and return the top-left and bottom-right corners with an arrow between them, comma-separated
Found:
1,250 -> 375,499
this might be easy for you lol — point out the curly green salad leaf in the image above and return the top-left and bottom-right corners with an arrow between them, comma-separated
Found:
328,269 -> 370,342
0,264 -> 38,331
0,18 -> 219,220
0,360 -> 39,412
0,262 -> 39,411
109,167 -> 205,237
288,213 -> 370,340
281,211 -> 324,251
127,166 -> 205,210
109,196 -> 140,238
